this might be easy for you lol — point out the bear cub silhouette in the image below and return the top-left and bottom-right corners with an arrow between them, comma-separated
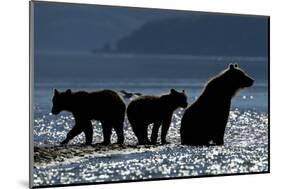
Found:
180,64 -> 254,146
127,89 -> 188,145
51,89 -> 126,145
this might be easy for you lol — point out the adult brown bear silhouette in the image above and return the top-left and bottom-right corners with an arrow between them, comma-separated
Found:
51,89 -> 126,145
127,89 -> 188,145
180,64 -> 254,146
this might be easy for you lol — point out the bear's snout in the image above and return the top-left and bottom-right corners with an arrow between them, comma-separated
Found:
181,102 -> 188,108
247,78 -> 254,87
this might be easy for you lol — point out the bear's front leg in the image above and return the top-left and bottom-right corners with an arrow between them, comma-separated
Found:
61,125 -> 83,145
161,115 -> 172,145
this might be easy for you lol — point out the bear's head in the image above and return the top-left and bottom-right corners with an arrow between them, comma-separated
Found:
221,64 -> 254,96
51,89 -> 72,115
169,89 -> 188,108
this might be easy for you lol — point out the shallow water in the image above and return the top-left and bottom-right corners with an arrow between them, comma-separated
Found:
32,67 -> 269,186
33,109 -> 268,186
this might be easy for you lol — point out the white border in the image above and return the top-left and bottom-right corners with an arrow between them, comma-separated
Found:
1,0 -> 280,189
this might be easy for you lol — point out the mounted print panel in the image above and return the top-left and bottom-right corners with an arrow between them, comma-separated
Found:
30,1 -> 269,188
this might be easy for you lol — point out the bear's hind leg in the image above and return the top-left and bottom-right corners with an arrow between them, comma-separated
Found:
213,135 -> 224,145
212,124 -> 226,145
181,134 -> 211,146
131,124 -> 143,145
139,126 -> 150,145
131,123 -> 150,145
101,122 -> 112,145
83,121 -> 93,145
151,122 -> 161,145
114,124 -> 124,145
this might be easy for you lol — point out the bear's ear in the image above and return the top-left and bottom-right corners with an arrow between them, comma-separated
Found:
234,63 -> 238,68
170,89 -> 176,94
54,89 -> 59,96
229,64 -> 235,70
182,89 -> 185,93
66,89 -> 72,94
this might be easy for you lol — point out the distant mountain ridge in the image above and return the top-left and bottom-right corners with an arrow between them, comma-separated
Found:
107,15 -> 268,57
34,2 -> 195,53
34,2 -> 168,52
35,2 -> 268,57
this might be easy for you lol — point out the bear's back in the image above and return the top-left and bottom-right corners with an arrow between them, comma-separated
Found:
127,95 -> 169,124
73,89 -> 122,104
71,90 -> 125,119
128,96 -> 161,113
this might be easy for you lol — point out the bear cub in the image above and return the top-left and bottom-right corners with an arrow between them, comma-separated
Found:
127,89 -> 188,145
180,64 -> 254,146
51,89 -> 126,145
